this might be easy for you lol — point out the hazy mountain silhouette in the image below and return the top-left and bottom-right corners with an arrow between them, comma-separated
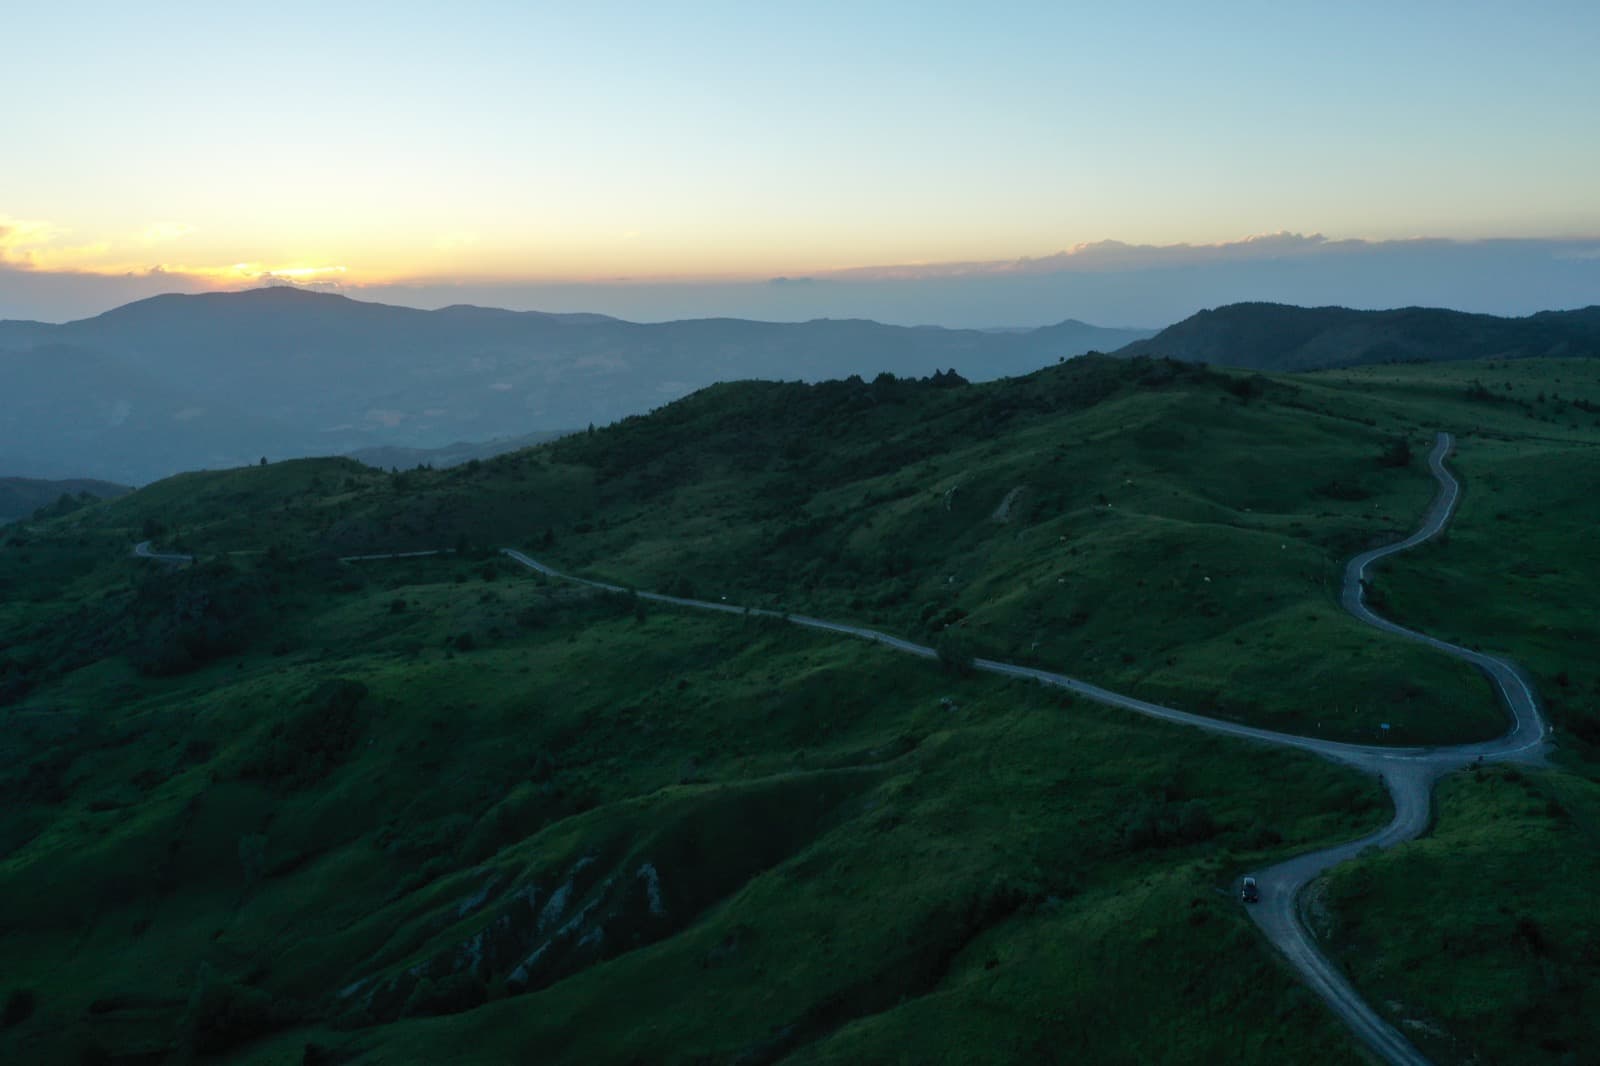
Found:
1116,302 -> 1600,370
0,476 -> 130,523
0,288 -> 1151,483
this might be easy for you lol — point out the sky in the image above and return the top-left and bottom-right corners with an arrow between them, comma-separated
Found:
3,1 -> 1599,324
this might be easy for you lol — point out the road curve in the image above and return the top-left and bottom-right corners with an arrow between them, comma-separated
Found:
500,431 -> 1549,1065
1241,433 -> 1548,1065
131,540 -> 194,564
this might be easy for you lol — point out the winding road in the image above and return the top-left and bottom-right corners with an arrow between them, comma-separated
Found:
501,432 -> 1550,1065
134,431 -> 1548,1063
131,540 -> 194,564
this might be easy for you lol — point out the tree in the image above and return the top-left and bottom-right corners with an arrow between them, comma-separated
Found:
238,834 -> 268,885
935,630 -> 977,675
259,456 -> 268,466
1377,437 -> 1412,468
3,988 -> 36,1029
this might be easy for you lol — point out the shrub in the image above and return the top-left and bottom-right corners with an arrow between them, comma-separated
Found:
1121,797 -> 1220,850
1223,374 -> 1267,402
129,561 -> 272,677
1241,820 -> 1283,849
1315,479 -> 1371,501
3,988 -> 36,1028
1377,436 -> 1412,468
402,972 -> 487,1018
935,630 -> 977,675
181,965 -> 295,1055
239,680 -> 368,788
238,834 -> 268,885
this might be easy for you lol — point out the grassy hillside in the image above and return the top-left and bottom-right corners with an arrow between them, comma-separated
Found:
1117,302 -> 1600,371
54,356 -> 1510,746
0,545 -> 1377,1064
3,353 -> 1598,1064
1316,767 -> 1600,1065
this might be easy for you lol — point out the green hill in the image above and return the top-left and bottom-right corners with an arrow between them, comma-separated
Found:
1116,302 -> 1600,370
2,354 -> 1597,1064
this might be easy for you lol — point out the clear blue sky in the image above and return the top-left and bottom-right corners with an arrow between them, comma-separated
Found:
4,0 -> 1598,287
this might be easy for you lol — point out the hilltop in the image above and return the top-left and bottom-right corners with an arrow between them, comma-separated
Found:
1115,302 -> 1600,370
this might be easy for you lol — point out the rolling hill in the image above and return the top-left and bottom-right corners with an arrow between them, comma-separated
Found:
0,476 -> 130,524
1115,302 -> 1600,370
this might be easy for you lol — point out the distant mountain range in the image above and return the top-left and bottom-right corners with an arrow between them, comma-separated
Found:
10,291 -> 1597,485
0,476 -> 131,523
0,287 -> 1151,483
1119,302 -> 1600,370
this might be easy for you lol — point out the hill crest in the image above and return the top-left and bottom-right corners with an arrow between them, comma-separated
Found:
1117,301 -> 1600,370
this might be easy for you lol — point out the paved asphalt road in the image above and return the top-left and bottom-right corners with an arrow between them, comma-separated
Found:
502,431 -> 1550,1065
131,539 -> 194,564
137,431 -> 1549,1063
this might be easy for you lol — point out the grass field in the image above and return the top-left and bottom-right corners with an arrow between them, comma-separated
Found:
3,353 -> 1598,1063
1,549 -> 1381,1064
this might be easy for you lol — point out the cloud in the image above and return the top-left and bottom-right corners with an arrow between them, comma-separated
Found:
812,231 -> 1583,283
821,232 -> 1368,280
5,228 -> 1599,328
258,268 -> 347,292
0,215 -> 64,265
2,213 -> 345,294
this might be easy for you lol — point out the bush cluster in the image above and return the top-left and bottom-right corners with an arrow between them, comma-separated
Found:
239,679 -> 369,788
129,561 -> 273,677
1121,798 -> 1218,850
